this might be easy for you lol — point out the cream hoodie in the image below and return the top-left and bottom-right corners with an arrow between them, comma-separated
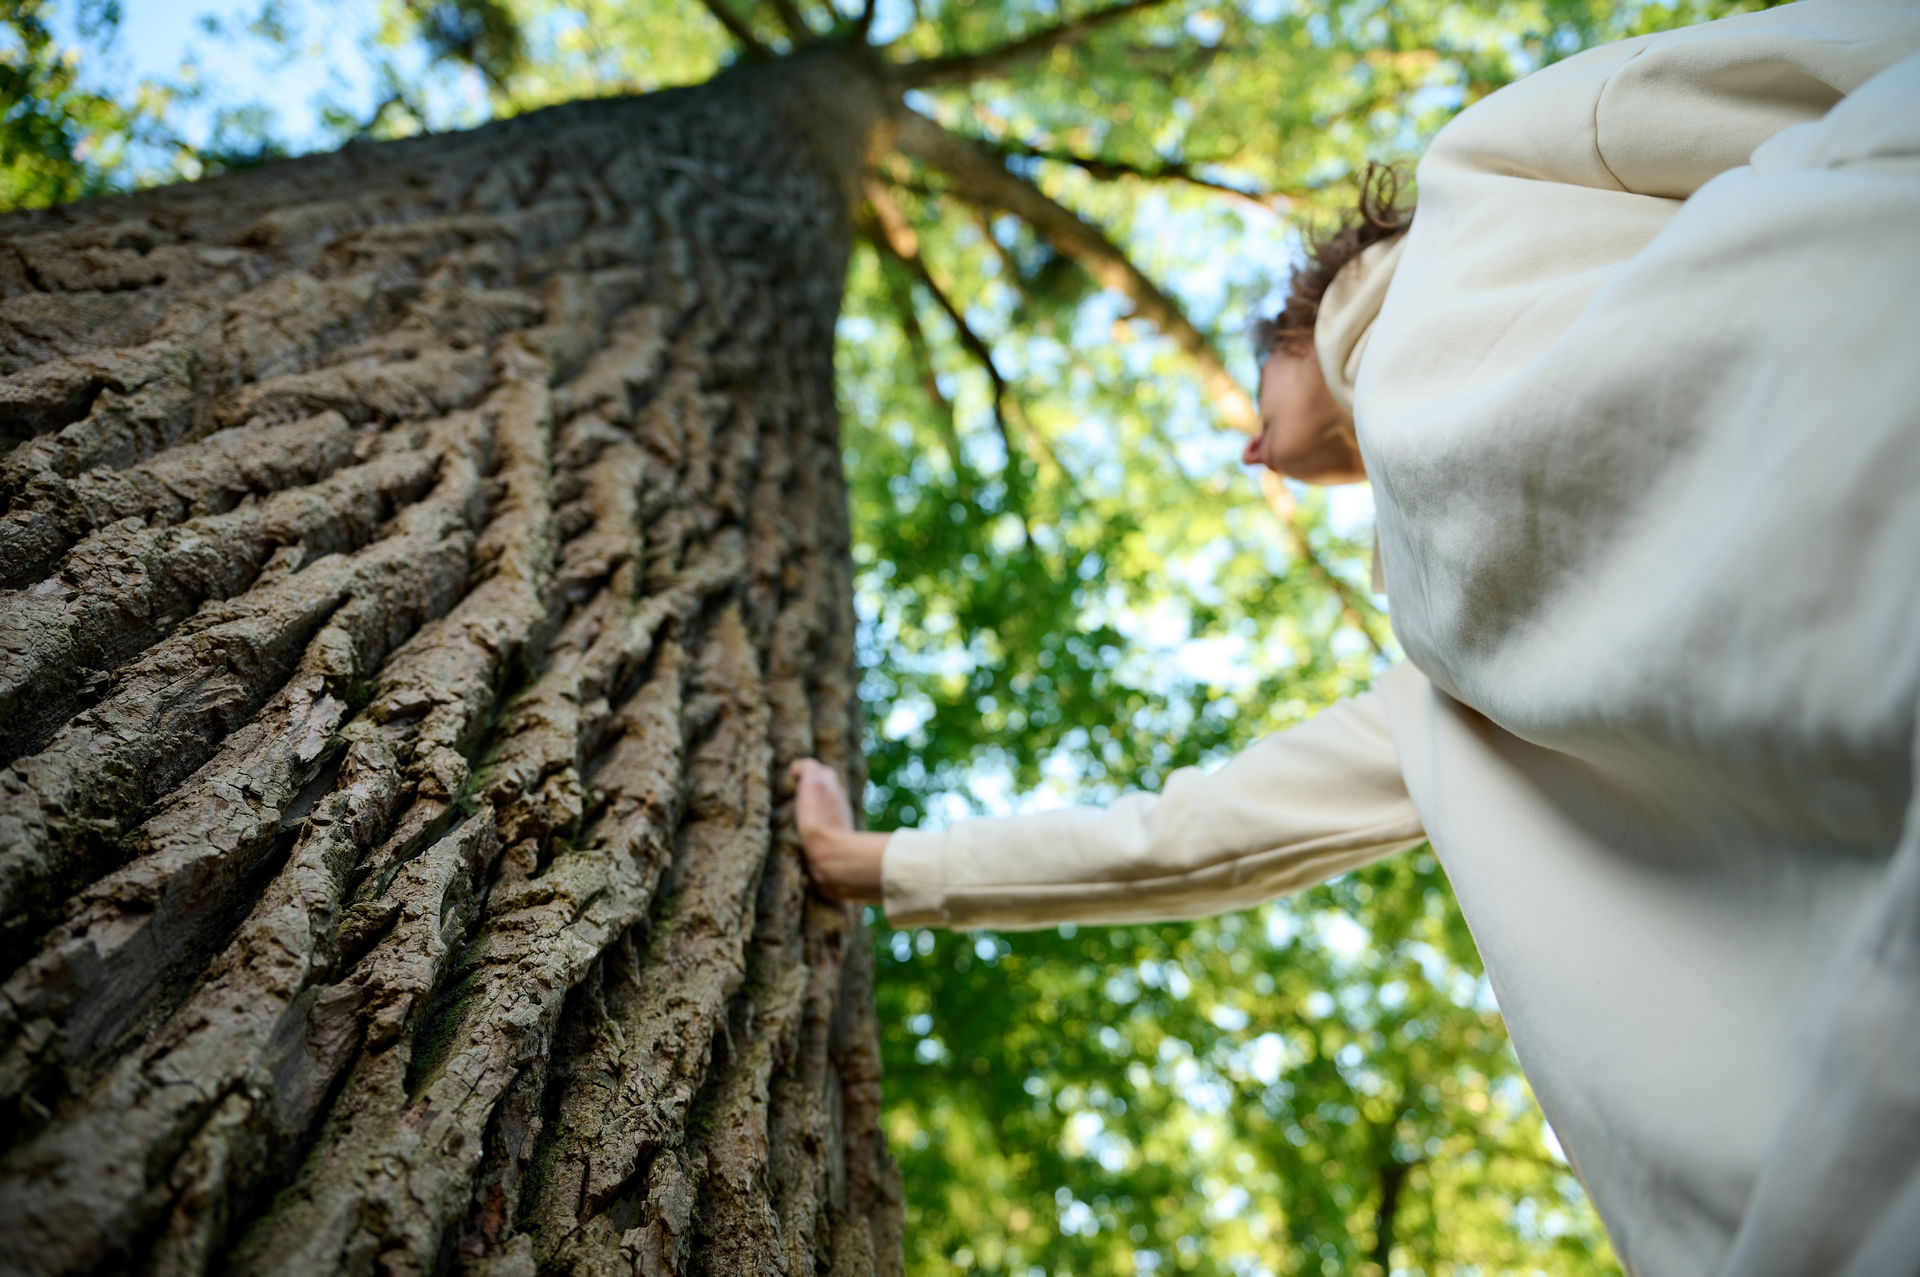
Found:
883,4 -> 1920,1273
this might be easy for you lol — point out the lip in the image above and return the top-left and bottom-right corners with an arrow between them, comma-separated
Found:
1243,429 -> 1273,471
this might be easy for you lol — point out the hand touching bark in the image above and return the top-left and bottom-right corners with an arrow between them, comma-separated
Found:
788,758 -> 888,903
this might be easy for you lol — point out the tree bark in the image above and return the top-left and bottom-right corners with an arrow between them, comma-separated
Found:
0,43 -> 901,1277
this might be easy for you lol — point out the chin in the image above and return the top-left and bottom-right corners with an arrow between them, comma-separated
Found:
1277,462 -> 1365,486
1270,440 -> 1366,486
1266,452 -> 1330,484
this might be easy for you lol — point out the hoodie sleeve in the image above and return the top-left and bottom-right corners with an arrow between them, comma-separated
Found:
882,666 -> 1427,931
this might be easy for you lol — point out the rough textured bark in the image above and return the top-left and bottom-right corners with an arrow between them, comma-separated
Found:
0,45 -> 902,1277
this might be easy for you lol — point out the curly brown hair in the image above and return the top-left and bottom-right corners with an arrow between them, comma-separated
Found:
1254,162 -> 1414,358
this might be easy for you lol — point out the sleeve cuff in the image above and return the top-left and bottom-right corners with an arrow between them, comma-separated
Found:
881,827 -> 950,928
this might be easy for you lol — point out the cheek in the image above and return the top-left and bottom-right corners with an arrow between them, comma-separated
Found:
1257,357 -> 1310,450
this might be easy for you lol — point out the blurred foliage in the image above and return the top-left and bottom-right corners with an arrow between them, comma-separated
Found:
406,0 -> 526,86
1,0 -> 153,208
873,850 -> 1609,1275
4,0 -> 1768,1271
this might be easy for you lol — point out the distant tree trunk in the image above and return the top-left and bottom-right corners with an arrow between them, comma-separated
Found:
0,45 -> 901,1277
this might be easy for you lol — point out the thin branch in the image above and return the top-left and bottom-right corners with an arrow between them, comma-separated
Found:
864,185 -> 1019,462
982,136 -> 1292,214
863,182 -> 1086,506
875,242 -> 1088,529
765,0 -> 814,41
875,247 -> 966,460
894,0 -> 1177,88
865,227 -> 1033,548
853,0 -> 877,41
894,138 -> 1297,217
695,0 -> 773,59
963,204 -> 1023,287
892,109 -> 1259,434
1114,38 -> 1230,77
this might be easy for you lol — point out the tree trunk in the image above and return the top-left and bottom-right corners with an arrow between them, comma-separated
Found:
0,45 -> 901,1277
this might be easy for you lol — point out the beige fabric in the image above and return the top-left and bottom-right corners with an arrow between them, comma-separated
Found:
1312,235 -> 1405,411
882,3 -> 1920,1273
1362,10 -> 1920,1271
884,664 -> 1426,929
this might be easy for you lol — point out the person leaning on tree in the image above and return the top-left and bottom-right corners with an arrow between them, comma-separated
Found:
793,3 -> 1920,1273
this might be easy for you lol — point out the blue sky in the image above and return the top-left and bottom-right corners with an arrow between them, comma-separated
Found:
52,0 -> 488,151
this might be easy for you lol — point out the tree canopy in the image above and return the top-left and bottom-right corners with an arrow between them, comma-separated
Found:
3,0 -> 1764,1270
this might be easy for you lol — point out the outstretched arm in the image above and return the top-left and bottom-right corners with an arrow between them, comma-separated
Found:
796,664 -> 1429,931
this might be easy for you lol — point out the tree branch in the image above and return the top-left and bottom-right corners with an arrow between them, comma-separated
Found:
1371,1158 -> 1415,1273
894,0 -> 1177,88
863,182 -> 1086,505
765,0 -> 814,41
695,0 -> 773,58
853,0 -> 877,41
962,204 -> 1024,287
864,184 -> 1013,451
893,109 -> 1259,434
982,137 -> 1291,213
875,244 -> 966,461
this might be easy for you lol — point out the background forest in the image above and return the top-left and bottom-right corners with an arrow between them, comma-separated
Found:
3,0 -> 1759,1271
